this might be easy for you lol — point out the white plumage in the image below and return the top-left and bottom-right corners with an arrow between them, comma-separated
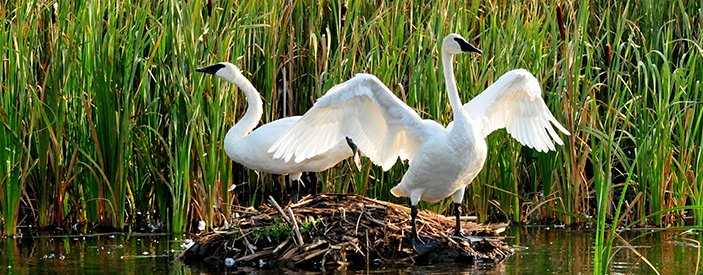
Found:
196,62 -> 357,203
271,74 -> 437,171
269,34 -> 570,254
461,68 -> 569,152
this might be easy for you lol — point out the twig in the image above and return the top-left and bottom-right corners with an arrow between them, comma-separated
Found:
236,248 -> 274,262
280,245 -> 298,261
268,195 -> 291,225
273,239 -> 290,254
354,210 -> 364,234
242,235 -> 255,255
287,207 -> 304,245
302,248 -> 328,261
304,239 -> 328,251
449,215 -> 478,221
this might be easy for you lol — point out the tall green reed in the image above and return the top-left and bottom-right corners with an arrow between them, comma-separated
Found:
77,0 -> 152,230
1,4 -> 34,235
567,0 -> 703,273
31,3 -> 66,229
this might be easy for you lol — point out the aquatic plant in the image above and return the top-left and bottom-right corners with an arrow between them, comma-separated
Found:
248,216 -> 319,243
0,9 -> 31,235
0,2 -> 700,273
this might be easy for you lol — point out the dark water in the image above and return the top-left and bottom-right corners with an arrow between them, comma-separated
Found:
0,227 -> 699,274
506,226 -> 700,275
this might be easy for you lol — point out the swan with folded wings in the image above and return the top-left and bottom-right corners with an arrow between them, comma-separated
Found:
269,34 -> 570,254
196,62 -> 361,203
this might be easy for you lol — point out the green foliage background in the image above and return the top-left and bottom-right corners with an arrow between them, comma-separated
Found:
1,0 -> 701,245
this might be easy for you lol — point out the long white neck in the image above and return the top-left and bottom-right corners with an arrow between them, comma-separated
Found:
441,52 -> 469,123
224,74 -> 263,141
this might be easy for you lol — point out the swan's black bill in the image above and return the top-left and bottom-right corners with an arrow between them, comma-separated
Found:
195,63 -> 226,74
346,137 -> 362,171
454,37 -> 482,54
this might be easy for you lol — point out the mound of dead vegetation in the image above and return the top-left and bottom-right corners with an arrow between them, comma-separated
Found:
178,194 -> 513,271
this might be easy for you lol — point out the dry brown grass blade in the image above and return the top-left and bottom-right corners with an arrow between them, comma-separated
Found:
613,231 -> 661,275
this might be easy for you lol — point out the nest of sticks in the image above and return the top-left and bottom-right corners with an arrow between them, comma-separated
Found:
178,194 -> 513,270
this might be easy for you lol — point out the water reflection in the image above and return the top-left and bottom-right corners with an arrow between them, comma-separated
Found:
0,233 -> 191,275
0,228 -> 698,274
504,226 -> 701,275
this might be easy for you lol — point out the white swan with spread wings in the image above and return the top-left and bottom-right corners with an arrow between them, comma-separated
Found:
269,34 -> 570,254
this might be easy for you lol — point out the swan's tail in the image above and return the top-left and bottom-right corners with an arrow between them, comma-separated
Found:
390,186 -> 406,198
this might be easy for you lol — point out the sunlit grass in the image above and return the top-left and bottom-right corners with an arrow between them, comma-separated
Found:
0,5 -> 32,235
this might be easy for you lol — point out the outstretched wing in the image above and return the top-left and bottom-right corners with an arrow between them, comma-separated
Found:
269,74 -> 438,170
464,69 -> 570,152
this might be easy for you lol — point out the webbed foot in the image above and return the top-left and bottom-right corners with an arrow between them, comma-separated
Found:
412,234 -> 439,255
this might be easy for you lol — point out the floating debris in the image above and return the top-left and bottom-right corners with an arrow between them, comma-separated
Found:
180,239 -> 195,250
178,194 -> 513,270
664,241 -> 699,248
225,258 -> 235,267
88,245 -> 124,250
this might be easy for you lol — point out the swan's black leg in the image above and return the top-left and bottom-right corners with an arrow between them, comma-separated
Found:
451,202 -> 485,243
288,178 -> 300,204
346,137 -> 362,171
410,205 -> 438,254
453,202 -> 463,237
293,179 -> 300,203
411,205 -> 418,237
302,172 -> 318,197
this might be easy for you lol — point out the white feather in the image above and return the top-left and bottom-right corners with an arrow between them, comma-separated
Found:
464,69 -> 571,151
196,62 -> 354,201
270,74 -> 431,171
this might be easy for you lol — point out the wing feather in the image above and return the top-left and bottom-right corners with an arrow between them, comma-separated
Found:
270,74 -> 432,170
464,69 -> 570,152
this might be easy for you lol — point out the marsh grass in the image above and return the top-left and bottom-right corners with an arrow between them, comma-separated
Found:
0,7 -> 32,235
1,0 -> 702,271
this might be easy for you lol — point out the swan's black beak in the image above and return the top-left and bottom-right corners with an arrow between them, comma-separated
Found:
454,38 -> 482,54
195,63 -> 225,74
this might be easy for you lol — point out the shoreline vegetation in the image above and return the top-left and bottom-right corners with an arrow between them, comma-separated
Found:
1,0 -> 701,272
